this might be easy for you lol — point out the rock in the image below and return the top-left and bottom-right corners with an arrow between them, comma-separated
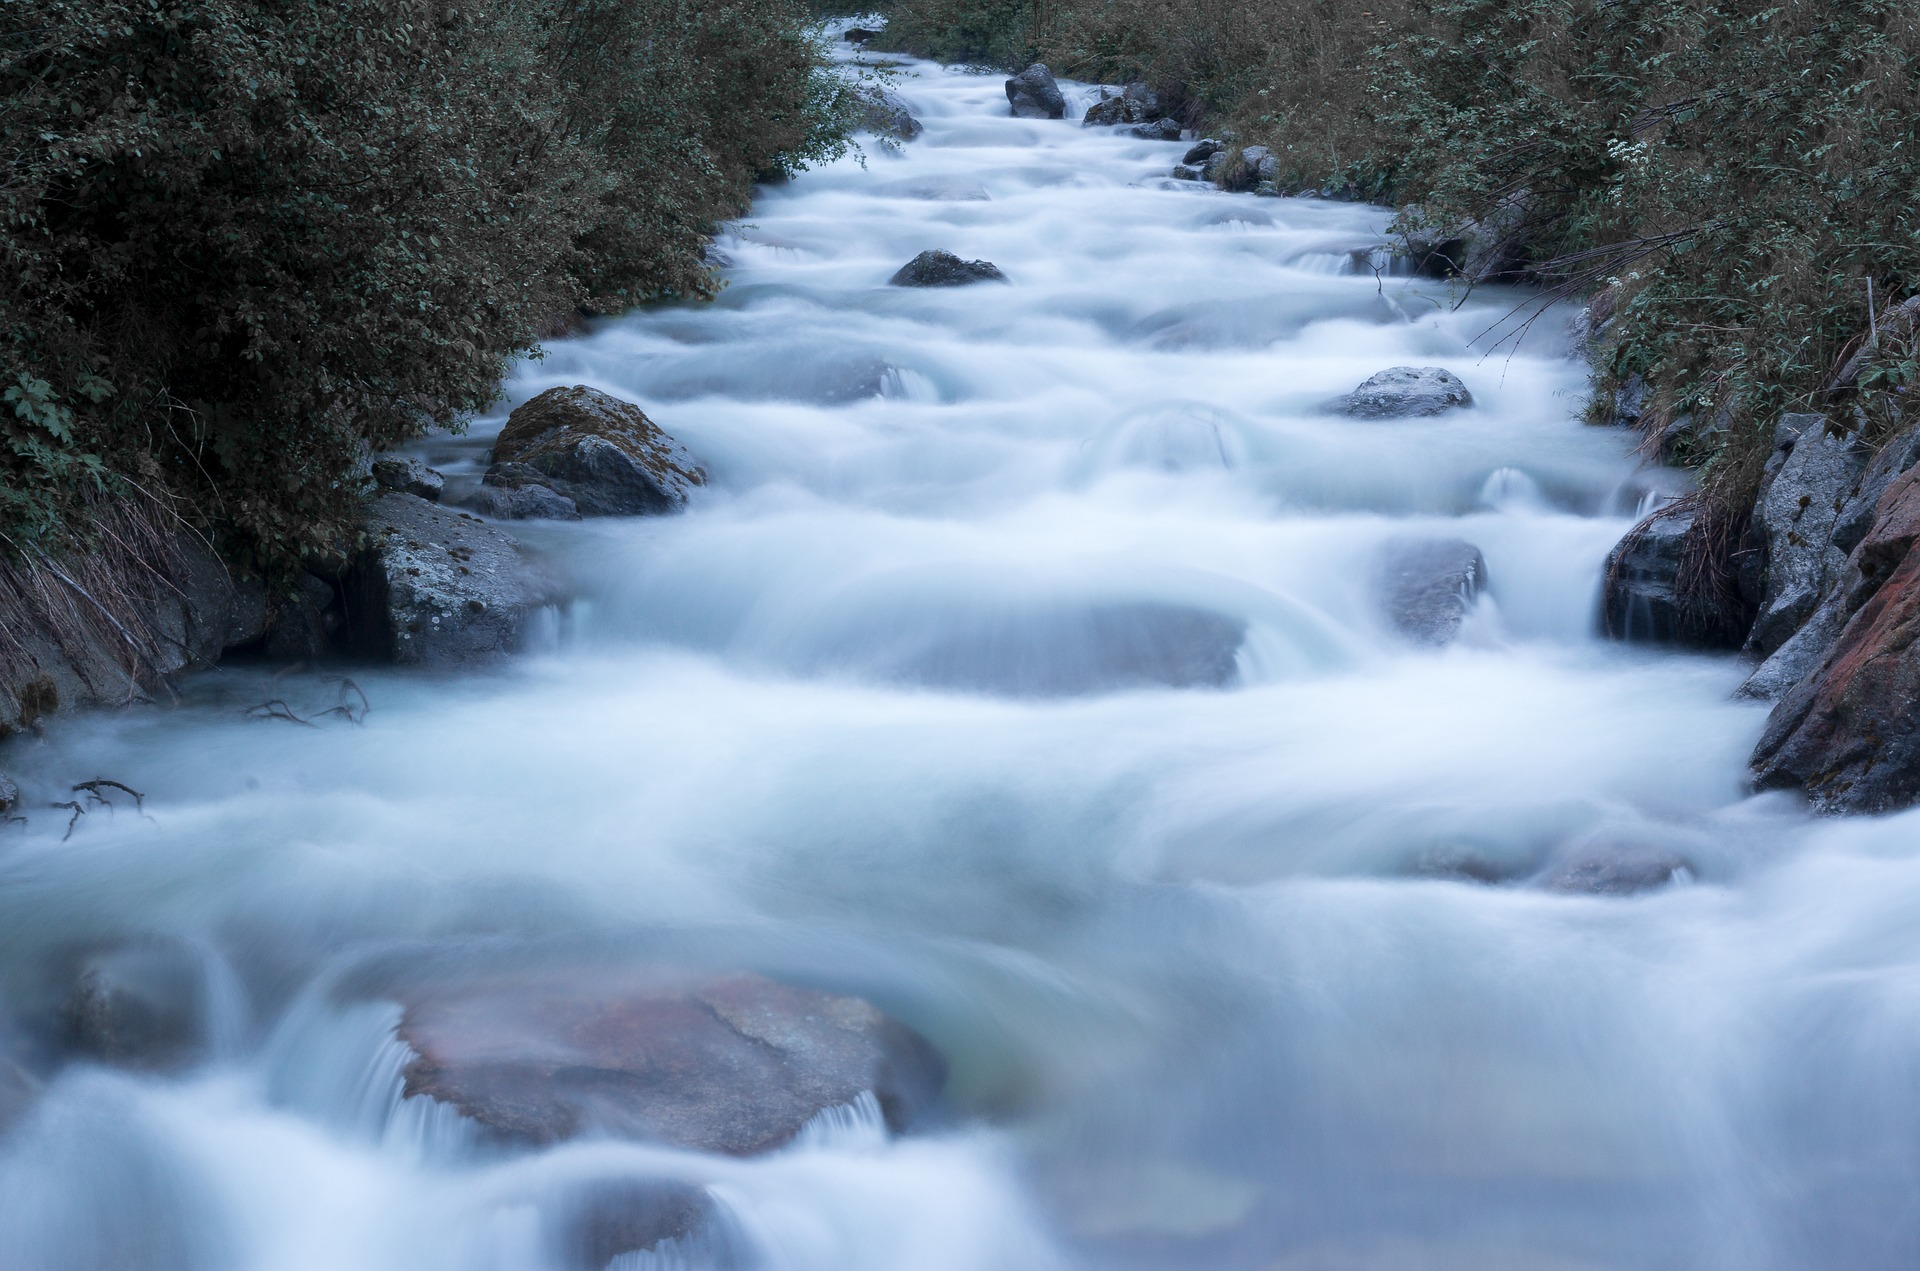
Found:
1170,164 -> 1204,182
889,249 -> 1008,287
1202,150 -> 1233,184
486,385 -> 706,518
1376,538 -> 1488,646
260,572 -> 345,661
1828,296 -> 1920,393
1743,413 -> 1865,657
397,970 -> 946,1155
1130,118 -> 1183,142
876,175 -> 991,201
464,477 -> 581,522
853,86 -> 923,143
0,774 -> 18,817
1751,467 -> 1920,811
1599,374 -> 1648,428
1182,139 -> 1223,165
844,26 -> 878,44
171,537 -> 273,666
1541,843 -> 1691,895
1084,84 -> 1155,127
1218,144 -> 1277,190
60,940 -> 213,1072
1004,64 -> 1065,119
1602,504 -> 1699,644
370,454 -> 445,502
1398,194 -> 1534,283
545,1178 -> 718,1269
341,493 -> 559,666
1339,366 -> 1473,419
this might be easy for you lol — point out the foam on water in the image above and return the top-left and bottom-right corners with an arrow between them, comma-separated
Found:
3,36 -> 1920,1271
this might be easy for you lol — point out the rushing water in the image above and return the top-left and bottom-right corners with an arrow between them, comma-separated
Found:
5,46 -> 1920,1271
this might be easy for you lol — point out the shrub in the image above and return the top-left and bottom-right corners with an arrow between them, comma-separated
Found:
1,0 -> 853,570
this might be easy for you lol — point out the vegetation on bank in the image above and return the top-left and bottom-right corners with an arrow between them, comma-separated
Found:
876,0 -> 1919,630
1,0 -> 855,570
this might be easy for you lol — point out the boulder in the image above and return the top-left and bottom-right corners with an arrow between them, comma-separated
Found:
465,477 -> 581,522
1751,467 -> 1920,812
1541,844 -> 1691,895
1130,118 -> 1183,142
1084,83 -> 1158,127
341,493 -> 559,666
1339,366 -> 1473,419
0,774 -> 18,817
1398,194 -> 1534,283
1601,504 -> 1696,643
889,249 -> 1008,288
1170,164 -> 1205,182
853,86 -> 923,143
1182,138 -> 1223,165
397,971 -> 946,1154
485,385 -> 706,518
370,454 -> 444,503
844,26 -> 878,44
1005,64 -> 1065,119
1376,538 -> 1488,647
259,572 -> 347,661
1743,413 -> 1865,657
1219,145 -> 1277,191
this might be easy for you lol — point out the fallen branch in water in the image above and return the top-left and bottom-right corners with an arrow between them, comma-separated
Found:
244,678 -> 370,727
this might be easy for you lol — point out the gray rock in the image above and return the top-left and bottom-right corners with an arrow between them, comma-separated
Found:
1739,577 -> 1855,700
889,249 -> 1008,287
544,1178 -> 720,1269
853,86 -> 923,143
342,493 -> 559,666
260,572 -> 345,661
370,454 -> 445,502
398,970 -> 945,1154
1340,366 -> 1474,419
1005,64 -> 1065,119
1170,164 -> 1204,182
1084,83 -> 1157,127
0,774 -> 17,817
1601,374 -> 1648,428
485,385 -> 706,518
1376,538 -> 1488,646
1182,139 -> 1222,165
1202,150 -> 1232,183
464,477 -> 581,522
1602,504 -> 1697,643
1744,413 -> 1865,657
844,26 -> 878,44
1398,194 -> 1534,283
1130,118 -> 1183,142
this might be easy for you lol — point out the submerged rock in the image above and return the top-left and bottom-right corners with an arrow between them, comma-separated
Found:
1339,366 -> 1473,419
370,454 -> 444,503
1005,64 -> 1065,119
485,385 -> 705,518
397,970 -> 945,1154
1376,538 -> 1488,646
1541,845 -> 1691,895
342,493 -> 558,666
59,939 -> 216,1072
1130,118 -> 1183,142
890,249 -> 1008,287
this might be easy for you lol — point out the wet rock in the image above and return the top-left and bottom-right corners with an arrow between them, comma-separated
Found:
1602,504 -> 1700,644
1220,145 -> 1277,191
172,537 -> 273,667
890,249 -> 1008,287
1599,374 -> 1648,429
1130,118 -> 1183,142
0,774 -> 18,817
1376,538 -> 1488,647
1170,164 -> 1205,182
60,940 -> 212,1072
465,476 -> 581,522
1183,138 -> 1223,165
1339,366 -> 1473,419
260,572 -> 346,661
342,493 -> 559,666
1752,467 -> 1920,812
1005,64 -> 1065,119
853,86 -> 923,143
1084,83 -> 1157,127
371,454 -> 445,502
1744,413 -> 1865,657
397,970 -> 945,1155
844,26 -> 878,44
487,386 -> 705,519
1399,194 -> 1534,283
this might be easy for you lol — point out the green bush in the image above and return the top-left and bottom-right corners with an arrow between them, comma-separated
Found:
1,0 -> 853,570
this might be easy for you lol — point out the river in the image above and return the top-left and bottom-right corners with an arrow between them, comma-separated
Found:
3,47 -> 1919,1271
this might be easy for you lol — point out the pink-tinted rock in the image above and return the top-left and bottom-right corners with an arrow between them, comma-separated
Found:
397,970 -> 944,1155
1751,467 -> 1920,811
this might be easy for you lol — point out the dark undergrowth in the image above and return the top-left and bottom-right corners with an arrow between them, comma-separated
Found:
2,0 -> 857,576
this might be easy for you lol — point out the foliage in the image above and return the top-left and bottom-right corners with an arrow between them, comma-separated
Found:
0,0 -> 853,569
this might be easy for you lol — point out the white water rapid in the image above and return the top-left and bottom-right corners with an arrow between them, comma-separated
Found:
5,46 -> 1920,1271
